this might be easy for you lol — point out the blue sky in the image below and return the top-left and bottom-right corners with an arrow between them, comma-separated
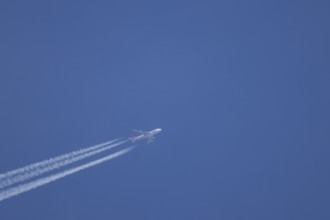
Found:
0,0 -> 329,219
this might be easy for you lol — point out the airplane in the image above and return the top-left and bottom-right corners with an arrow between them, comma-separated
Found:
128,128 -> 162,144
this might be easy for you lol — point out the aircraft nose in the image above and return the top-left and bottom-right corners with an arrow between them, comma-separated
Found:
158,128 -> 162,132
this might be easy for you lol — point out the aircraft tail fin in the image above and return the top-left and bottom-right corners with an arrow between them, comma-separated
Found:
128,136 -> 136,143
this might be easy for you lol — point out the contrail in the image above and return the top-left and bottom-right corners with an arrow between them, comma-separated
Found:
0,147 -> 134,202
0,138 -> 121,182
0,140 -> 128,189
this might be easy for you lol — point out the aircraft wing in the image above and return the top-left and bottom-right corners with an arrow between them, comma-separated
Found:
147,137 -> 155,144
132,129 -> 148,135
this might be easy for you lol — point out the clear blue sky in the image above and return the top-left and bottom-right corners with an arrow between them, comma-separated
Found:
0,0 -> 329,219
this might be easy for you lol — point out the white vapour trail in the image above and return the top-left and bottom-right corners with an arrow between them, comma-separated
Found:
0,139 -> 120,181
0,140 -> 128,189
0,147 -> 134,202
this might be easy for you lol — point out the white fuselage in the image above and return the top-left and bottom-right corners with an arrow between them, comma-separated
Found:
130,128 -> 162,143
